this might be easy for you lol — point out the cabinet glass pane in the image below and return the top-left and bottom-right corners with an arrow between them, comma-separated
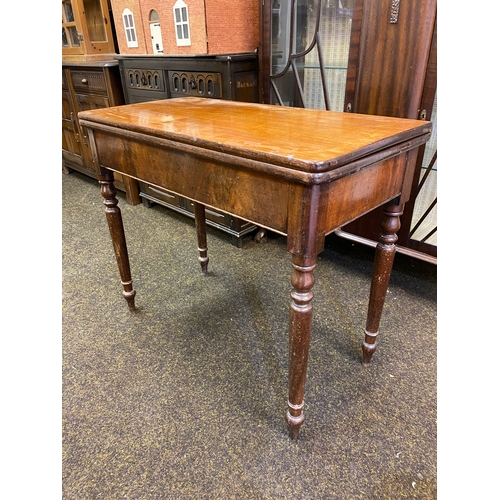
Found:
63,26 -> 81,47
83,0 -> 107,42
62,0 -> 80,47
270,0 -> 354,111
410,93 -> 437,245
63,1 -> 75,22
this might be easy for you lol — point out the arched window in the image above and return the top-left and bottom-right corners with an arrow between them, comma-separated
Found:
173,0 -> 191,46
122,8 -> 138,48
149,10 -> 159,21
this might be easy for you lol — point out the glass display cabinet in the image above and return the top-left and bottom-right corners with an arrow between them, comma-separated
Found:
62,0 -> 117,61
260,0 -> 437,262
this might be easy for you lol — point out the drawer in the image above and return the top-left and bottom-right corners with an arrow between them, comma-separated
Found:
185,199 -> 233,228
126,89 -> 169,104
168,71 -> 221,98
140,183 -> 184,209
71,70 -> 107,94
124,68 -> 166,92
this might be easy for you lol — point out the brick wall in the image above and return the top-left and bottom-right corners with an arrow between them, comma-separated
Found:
110,0 -> 259,56
138,0 -> 207,54
204,0 -> 259,54
109,0 -> 148,54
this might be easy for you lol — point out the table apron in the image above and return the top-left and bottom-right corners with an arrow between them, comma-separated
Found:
318,152 -> 409,235
88,128 -> 417,239
92,129 -> 291,234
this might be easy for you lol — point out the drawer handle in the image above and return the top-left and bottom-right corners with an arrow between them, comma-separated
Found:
206,209 -> 225,219
190,202 -> 224,219
149,186 -> 175,198
70,112 -> 80,142
81,78 -> 88,84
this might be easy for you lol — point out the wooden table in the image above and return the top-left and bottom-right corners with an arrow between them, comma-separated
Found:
79,97 -> 431,439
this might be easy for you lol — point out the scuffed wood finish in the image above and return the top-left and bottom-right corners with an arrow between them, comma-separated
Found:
79,97 -> 431,439
288,254 -> 316,439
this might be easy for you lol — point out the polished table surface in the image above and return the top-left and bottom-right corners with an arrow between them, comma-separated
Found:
79,97 -> 431,439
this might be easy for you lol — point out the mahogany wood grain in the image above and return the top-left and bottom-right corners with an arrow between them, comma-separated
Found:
79,97 -> 431,439
351,0 -> 437,119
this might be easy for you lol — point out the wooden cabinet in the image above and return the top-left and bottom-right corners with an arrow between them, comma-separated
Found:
259,0 -> 437,262
340,0 -> 437,261
62,70 -> 83,168
62,61 -> 140,205
62,0 -> 117,61
62,0 -> 140,204
116,53 -> 260,246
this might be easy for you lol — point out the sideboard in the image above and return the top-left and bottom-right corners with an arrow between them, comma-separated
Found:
115,53 -> 261,246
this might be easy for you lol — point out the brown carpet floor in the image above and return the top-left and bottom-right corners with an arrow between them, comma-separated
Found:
62,171 -> 437,499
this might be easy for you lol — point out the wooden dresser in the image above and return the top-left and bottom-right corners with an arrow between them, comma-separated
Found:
62,0 -> 140,204
62,61 -> 140,205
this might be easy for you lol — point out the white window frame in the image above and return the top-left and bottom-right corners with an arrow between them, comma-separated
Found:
173,0 -> 191,46
122,8 -> 138,48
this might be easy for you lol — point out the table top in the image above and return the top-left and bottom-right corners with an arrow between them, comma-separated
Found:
78,97 -> 431,174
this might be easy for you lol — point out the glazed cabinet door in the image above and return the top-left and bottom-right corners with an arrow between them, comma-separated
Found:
259,0 -> 437,262
62,89 -> 83,168
73,93 -> 109,174
62,0 -> 117,59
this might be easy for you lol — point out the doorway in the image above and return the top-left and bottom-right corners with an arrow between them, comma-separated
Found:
150,21 -> 164,54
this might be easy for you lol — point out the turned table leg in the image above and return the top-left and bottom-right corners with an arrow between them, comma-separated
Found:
287,254 -> 316,439
363,201 -> 404,365
193,202 -> 209,274
99,168 -> 136,311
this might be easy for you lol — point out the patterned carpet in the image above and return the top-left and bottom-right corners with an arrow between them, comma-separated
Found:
62,171 -> 437,499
